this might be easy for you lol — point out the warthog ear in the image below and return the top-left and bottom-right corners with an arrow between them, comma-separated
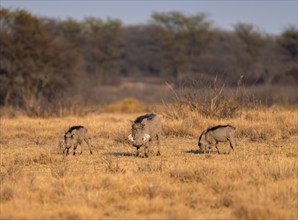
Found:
64,129 -> 69,135
142,134 -> 150,142
128,134 -> 134,142
141,120 -> 147,129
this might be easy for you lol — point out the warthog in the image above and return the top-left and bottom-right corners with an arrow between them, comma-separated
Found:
63,125 -> 93,155
198,125 -> 236,154
128,113 -> 162,157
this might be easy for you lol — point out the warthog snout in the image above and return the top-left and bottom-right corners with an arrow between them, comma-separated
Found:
64,132 -> 73,149
128,134 -> 151,147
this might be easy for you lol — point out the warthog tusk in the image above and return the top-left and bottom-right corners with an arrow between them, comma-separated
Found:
128,134 -> 134,142
142,134 -> 150,142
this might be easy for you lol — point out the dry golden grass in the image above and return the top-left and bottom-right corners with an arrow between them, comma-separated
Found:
0,107 -> 297,219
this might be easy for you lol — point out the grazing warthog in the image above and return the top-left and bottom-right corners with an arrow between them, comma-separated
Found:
198,125 -> 236,154
128,113 -> 162,157
63,126 -> 93,155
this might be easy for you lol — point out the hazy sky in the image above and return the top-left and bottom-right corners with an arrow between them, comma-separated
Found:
1,0 -> 297,34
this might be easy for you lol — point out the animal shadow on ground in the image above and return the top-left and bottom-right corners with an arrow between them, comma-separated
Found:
184,149 -> 231,155
185,149 -> 204,154
104,152 -> 136,157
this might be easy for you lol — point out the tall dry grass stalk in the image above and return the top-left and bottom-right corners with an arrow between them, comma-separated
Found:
0,107 -> 297,219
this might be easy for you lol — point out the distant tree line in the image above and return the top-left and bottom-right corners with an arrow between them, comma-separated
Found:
0,8 -> 297,113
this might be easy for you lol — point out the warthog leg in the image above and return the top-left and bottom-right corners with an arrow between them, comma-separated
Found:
228,137 -> 236,152
156,134 -> 161,156
73,144 -> 77,155
144,144 -> 149,157
79,143 -> 83,154
63,147 -> 70,155
215,144 -> 221,154
83,138 -> 93,155
207,139 -> 217,154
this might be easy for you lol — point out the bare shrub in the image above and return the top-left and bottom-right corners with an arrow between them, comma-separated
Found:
166,76 -> 244,119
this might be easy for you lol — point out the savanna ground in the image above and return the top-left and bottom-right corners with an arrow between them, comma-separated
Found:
0,105 -> 297,219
